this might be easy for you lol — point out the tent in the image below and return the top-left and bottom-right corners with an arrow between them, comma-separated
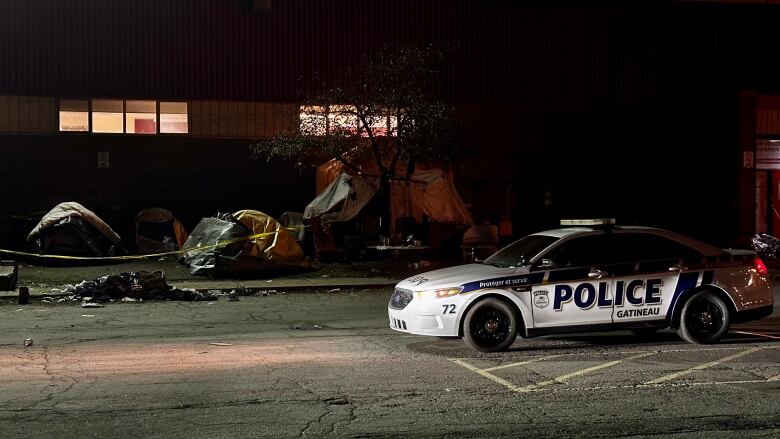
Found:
182,210 -> 308,276
305,159 -> 473,230
133,208 -> 189,254
27,202 -> 122,257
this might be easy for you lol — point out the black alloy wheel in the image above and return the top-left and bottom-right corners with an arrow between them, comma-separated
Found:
463,298 -> 519,352
677,290 -> 730,344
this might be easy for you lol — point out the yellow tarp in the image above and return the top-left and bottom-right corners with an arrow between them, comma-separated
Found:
233,210 -> 309,268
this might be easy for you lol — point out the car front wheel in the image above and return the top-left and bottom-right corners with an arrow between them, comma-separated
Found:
677,291 -> 730,344
463,298 -> 519,352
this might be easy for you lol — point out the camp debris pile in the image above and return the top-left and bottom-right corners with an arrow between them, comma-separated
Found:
65,270 -> 217,302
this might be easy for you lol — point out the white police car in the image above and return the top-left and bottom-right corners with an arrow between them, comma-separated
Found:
388,219 -> 775,352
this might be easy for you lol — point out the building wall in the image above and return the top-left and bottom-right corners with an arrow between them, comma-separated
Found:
1,0 -> 779,246
1,0 -> 780,104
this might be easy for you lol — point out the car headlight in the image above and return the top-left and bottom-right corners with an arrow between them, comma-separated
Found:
427,287 -> 463,299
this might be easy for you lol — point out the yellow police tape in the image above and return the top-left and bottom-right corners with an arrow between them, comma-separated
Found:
0,226 -> 304,261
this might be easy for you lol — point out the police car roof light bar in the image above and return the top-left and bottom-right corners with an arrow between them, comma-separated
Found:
560,218 -> 616,227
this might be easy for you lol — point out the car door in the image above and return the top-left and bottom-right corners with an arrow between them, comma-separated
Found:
609,232 -> 703,324
530,233 -> 619,328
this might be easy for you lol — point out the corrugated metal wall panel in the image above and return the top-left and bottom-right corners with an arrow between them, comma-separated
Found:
757,109 -> 780,135
1,0 -> 779,106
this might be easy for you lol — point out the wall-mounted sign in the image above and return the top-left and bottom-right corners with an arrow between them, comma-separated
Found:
756,139 -> 780,170
97,151 -> 110,169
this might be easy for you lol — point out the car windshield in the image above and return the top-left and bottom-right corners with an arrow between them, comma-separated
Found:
482,234 -> 558,268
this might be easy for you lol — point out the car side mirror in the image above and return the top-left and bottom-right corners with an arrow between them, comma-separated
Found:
534,258 -> 556,270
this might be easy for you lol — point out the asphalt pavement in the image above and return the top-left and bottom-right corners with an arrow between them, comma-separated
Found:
0,281 -> 777,438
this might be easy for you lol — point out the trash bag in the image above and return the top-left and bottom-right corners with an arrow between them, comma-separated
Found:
751,233 -> 780,259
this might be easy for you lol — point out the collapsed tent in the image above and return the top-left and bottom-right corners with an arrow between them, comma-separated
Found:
27,202 -> 122,257
181,210 -> 308,276
134,208 -> 189,254
306,159 -> 472,229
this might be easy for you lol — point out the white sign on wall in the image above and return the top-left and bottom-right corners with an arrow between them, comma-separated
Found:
757,139 -> 780,170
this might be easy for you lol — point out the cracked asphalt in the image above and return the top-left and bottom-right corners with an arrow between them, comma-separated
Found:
0,288 -> 778,438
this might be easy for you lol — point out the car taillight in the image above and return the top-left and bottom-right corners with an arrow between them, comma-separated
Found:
754,257 -> 768,276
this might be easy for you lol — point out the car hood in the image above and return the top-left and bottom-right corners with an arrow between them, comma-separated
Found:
395,263 -> 521,291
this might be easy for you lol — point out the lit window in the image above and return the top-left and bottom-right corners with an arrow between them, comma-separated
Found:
299,105 -> 398,137
299,106 -> 327,135
160,102 -> 188,134
92,99 -> 123,133
362,112 -> 392,137
59,99 -> 89,132
388,114 -> 398,136
328,105 -> 358,134
126,100 -> 157,134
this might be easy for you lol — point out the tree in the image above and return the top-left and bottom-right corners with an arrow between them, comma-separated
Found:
250,46 -> 461,233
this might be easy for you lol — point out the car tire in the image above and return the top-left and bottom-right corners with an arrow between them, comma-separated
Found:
463,298 -> 519,352
677,290 -> 730,344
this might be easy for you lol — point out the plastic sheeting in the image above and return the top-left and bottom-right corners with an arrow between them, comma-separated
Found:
26,202 -> 122,257
304,173 -> 379,225
279,211 -> 305,241
181,216 -> 251,276
390,169 -> 473,226
28,202 -> 120,243
182,212 -> 308,276
233,210 -> 308,267
310,160 -> 472,229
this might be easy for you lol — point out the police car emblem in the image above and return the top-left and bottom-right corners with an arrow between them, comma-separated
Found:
533,290 -> 549,308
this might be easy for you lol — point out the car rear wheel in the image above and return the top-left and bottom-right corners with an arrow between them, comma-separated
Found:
463,298 -> 518,352
677,291 -> 730,344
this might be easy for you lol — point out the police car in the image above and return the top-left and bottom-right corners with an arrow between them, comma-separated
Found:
388,219 -> 775,352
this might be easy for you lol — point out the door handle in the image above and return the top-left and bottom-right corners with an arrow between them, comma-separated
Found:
668,264 -> 687,272
588,269 -> 608,279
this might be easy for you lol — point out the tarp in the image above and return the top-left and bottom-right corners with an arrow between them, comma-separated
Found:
233,210 -> 308,267
390,168 -> 473,226
308,159 -> 472,229
25,202 -> 123,258
279,211 -> 306,241
28,202 -> 120,244
181,216 -> 249,275
182,211 -> 308,276
134,207 -> 189,254
303,173 -> 379,224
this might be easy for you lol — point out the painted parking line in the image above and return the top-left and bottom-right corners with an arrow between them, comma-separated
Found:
733,330 -> 780,341
481,355 -> 560,372
522,379 -> 779,394
645,346 -> 764,385
515,352 -> 656,393
450,359 -> 524,392
451,352 -> 656,393
450,344 -> 780,393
